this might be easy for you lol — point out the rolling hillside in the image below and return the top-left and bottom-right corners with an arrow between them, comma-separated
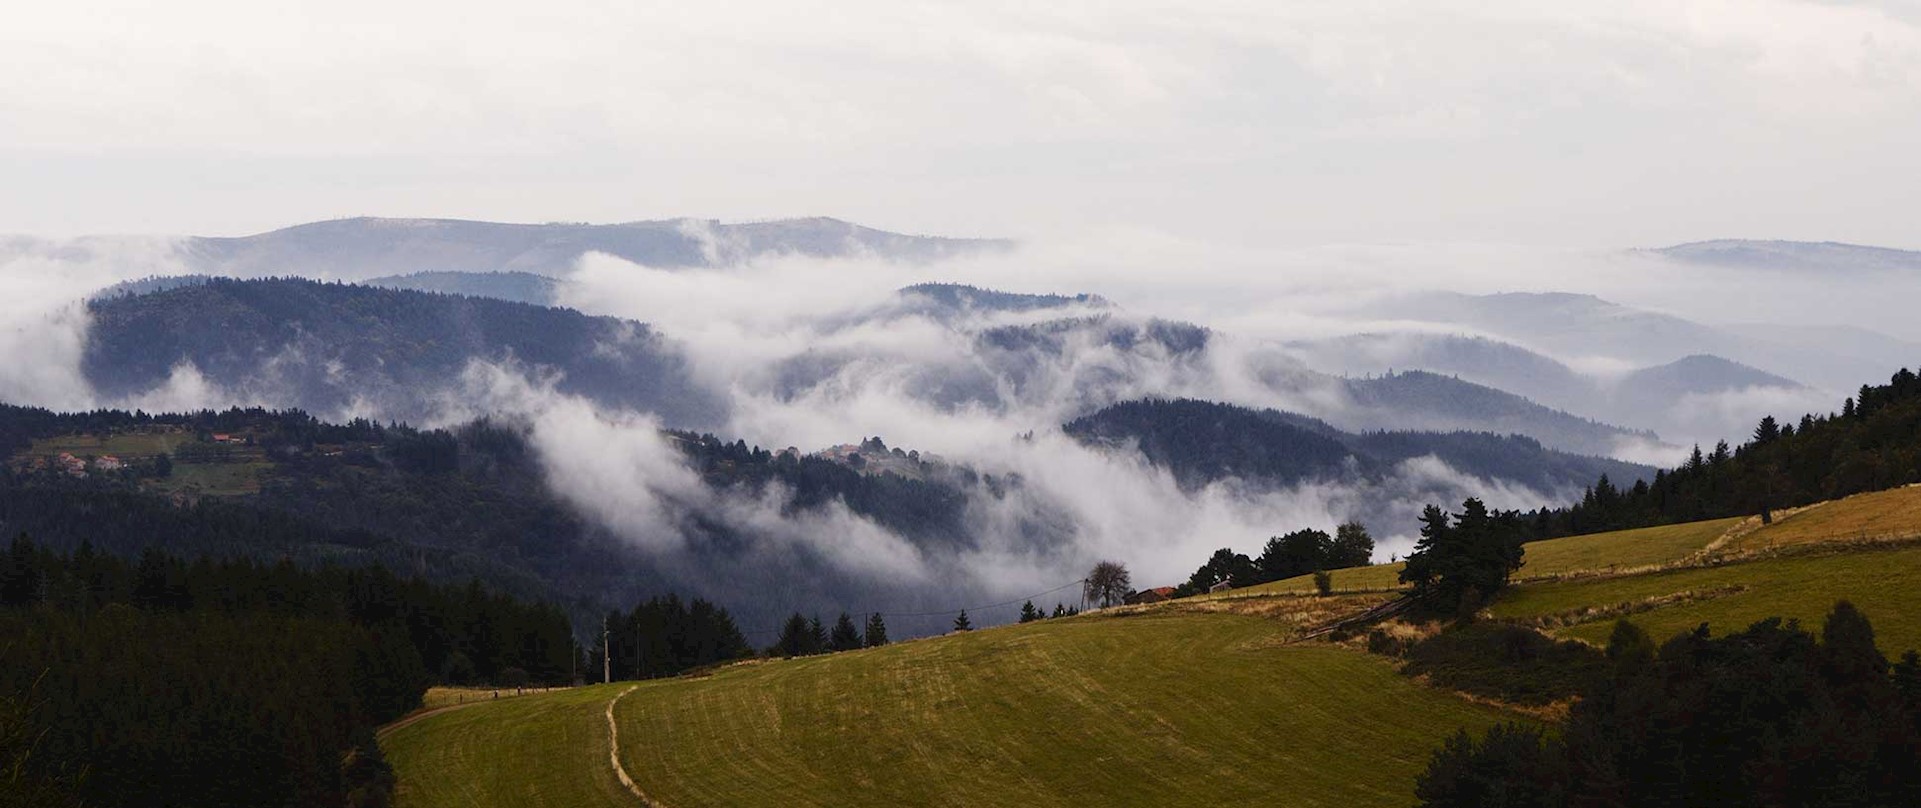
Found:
383,488 -> 1921,806
390,604 -> 1514,808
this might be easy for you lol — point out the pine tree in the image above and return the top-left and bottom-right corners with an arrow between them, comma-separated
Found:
829,612 -> 861,652
952,609 -> 972,632
863,613 -> 889,647
1052,603 -> 1067,618
1018,600 -> 1042,623
807,615 -> 829,654
774,613 -> 813,658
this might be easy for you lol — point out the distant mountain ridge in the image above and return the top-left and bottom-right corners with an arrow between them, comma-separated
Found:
1361,290 -> 1908,395
1063,398 -> 1653,494
173,216 -> 1015,281
1291,332 -> 1806,443
1654,240 -> 1921,273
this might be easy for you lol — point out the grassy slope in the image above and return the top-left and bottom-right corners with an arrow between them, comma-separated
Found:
1244,517 -> 1741,596
613,611 -> 1512,808
385,499 -> 1921,806
1735,485 -> 1921,550
1491,544 -> 1921,653
385,684 -> 636,808
21,432 -> 272,496
387,610 -> 1516,808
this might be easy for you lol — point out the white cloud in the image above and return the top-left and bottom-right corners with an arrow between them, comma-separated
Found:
2,1 -> 1918,246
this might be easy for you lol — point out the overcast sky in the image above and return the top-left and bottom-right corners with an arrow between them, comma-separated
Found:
4,0 -> 1919,247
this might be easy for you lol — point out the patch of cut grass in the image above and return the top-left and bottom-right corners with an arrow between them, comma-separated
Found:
610,611 -> 1516,808
420,686 -> 575,710
149,460 -> 273,496
1491,544 -> 1921,654
1239,562 -> 1407,595
1513,517 -> 1742,579
1736,485 -> 1921,551
26,431 -> 193,458
385,683 -> 635,808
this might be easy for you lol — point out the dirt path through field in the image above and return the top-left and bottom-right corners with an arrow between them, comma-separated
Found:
377,699 -> 487,740
606,685 -> 663,806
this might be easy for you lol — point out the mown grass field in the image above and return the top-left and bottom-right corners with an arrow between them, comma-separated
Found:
148,458 -> 273,496
1513,517 -> 1742,578
611,611 -> 1514,808
384,496 -> 1921,807
1492,543 -> 1921,653
20,431 -> 273,496
1734,485 -> 1921,551
1244,516 -> 1741,596
27,431 -> 192,457
385,684 -> 636,808
388,610 -> 1516,808
421,685 -> 577,709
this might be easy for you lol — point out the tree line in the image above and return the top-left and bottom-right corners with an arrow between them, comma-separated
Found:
590,594 -> 755,679
1177,523 -> 1375,595
1526,367 -> 1921,540
1417,603 -> 1921,806
0,535 -> 572,808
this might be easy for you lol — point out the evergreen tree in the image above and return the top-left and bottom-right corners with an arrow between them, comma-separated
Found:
808,615 -> 829,653
952,609 -> 972,632
829,612 -> 862,652
863,613 -> 889,647
1419,603 -> 1921,806
774,613 -> 812,657
1052,603 -> 1067,618
1018,600 -> 1042,623
1399,499 -> 1526,613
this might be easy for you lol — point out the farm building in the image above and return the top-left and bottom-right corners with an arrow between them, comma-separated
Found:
1125,586 -> 1179,605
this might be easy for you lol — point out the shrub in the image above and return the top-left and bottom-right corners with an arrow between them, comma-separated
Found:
1403,623 -> 1604,706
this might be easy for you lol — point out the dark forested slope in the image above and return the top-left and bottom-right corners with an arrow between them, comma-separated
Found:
83,278 -> 722,427
1063,398 -> 1652,493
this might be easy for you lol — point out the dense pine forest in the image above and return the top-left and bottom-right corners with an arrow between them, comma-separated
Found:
82,277 -> 723,427
0,538 -> 572,808
1529,367 -> 1921,539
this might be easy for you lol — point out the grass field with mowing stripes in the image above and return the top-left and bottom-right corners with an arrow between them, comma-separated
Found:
610,611 -> 1514,808
1491,543 -> 1921,653
385,684 -> 637,808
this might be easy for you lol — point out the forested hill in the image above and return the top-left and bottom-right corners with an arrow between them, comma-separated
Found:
1063,398 -> 1653,494
0,404 -> 1051,638
1342,370 -> 1658,458
1534,366 -> 1921,538
84,277 -> 723,428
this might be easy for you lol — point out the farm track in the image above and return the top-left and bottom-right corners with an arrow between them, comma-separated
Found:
378,700 -> 489,740
606,685 -> 660,806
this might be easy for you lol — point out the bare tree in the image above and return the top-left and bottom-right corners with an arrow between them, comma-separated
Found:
1084,561 -> 1132,609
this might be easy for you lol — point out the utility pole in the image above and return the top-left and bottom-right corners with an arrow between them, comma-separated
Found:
635,620 -> 643,681
601,616 -> 611,685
